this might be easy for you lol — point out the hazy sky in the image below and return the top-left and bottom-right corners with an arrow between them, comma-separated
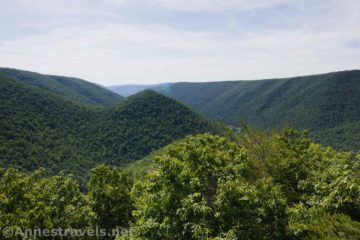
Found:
0,0 -> 359,85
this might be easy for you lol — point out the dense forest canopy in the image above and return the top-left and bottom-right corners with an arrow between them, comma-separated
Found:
0,72 -> 224,183
1,128 -> 359,239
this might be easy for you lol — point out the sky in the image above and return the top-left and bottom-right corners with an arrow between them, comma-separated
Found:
0,0 -> 359,85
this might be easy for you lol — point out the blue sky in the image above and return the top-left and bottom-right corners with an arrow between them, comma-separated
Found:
0,0 -> 359,85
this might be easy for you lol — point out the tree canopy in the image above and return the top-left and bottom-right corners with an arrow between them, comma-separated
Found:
1,128 -> 358,239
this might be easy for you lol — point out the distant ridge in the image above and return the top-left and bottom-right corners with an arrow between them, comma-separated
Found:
0,68 -> 124,105
110,70 -> 360,151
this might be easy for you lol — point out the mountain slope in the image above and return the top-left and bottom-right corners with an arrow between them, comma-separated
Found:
111,70 -> 360,150
0,74 -> 223,181
0,68 -> 123,105
148,70 -> 359,151
94,90 -> 224,164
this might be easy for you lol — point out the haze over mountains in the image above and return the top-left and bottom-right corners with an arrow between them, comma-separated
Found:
110,70 -> 360,151
109,83 -> 173,97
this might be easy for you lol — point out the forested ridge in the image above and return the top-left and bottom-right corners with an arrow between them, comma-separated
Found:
162,70 -> 360,151
0,72 -> 223,182
0,68 -> 124,105
110,70 -> 360,151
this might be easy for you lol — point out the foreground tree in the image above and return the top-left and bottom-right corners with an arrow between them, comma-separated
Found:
0,168 -> 88,239
87,165 -> 133,232
128,134 -> 287,239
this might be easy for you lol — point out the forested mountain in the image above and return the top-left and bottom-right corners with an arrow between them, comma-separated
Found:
0,68 -> 124,105
111,70 -> 360,151
0,73 -> 223,182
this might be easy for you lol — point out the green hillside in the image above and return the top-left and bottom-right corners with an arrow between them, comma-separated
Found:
110,70 -> 360,151
158,70 -> 360,151
0,68 -> 124,105
0,73 -> 223,182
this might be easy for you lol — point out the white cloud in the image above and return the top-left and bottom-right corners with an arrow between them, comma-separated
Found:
0,0 -> 359,85
8,0 -> 288,15
1,18 -> 359,85
149,0 -> 289,12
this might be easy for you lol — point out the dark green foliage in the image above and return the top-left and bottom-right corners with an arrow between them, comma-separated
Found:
288,207 -> 360,240
0,68 -> 124,105
99,90 -> 224,163
302,214 -> 360,240
0,74 -> 223,181
0,74 -> 98,178
152,70 -> 360,151
87,165 -> 133,230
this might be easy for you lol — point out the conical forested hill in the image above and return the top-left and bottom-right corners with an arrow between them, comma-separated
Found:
93,90 -> 224,165
0,73 -> 223,181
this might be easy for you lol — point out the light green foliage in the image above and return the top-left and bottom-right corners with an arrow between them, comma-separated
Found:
130,134 -> 287,239
287,205 -> 360,239
0,168 -> 88,239
87,165 -> 133,230
214,177 -> 287,239
298,144 -> 360,218
125,128 -> 359,239
26,174 -> 88,229
0,168 -> 35,228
